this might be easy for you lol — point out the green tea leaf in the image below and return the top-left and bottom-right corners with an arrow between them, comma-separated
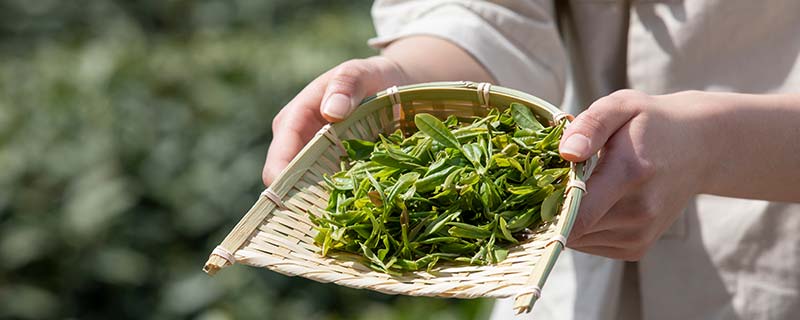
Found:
360,242 -> 388,270
386,172 -> 420,205
541,187 -> 565,222
537,168 -> 569,187
492,247 -> 509,262
418,237 -> 462,245
447,222 -> 492,239
508,185 -> 538,195
507,208 -> 540,231
414,113 -> 461,149
370,153 -> 421,170
510,103 -> 544,131
498,217 -> 518,243
316,227 -> 331,256
342,139 -> 375,161
415,166 -> 458,193
537,120 -> 565,150
440,242 -> 479,254
421,211 -> 460,237
323,172 -> 354,191
314,106 -> 570,273
462,143 -> 483,168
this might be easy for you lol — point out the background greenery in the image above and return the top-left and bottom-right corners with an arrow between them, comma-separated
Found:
0,0 -> 493,319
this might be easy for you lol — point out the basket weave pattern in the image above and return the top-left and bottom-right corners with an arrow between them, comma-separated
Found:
204,82 -> 593,314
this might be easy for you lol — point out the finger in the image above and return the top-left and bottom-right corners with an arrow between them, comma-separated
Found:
586,195 -> 653,232
568,244 -> 644,261
262,76 -> 330,186
320,57 -> 405,122
262,111 -> 324,186
559,89 -> 646,162
263,111 -> 326,185
569,147 -> 640,239
263,57 -> 405,185
567,226 -> 649,249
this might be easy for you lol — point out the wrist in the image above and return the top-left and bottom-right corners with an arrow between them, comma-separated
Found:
662,90 -> 737,195
688,92 -> 791,196
693,97 -> 728,195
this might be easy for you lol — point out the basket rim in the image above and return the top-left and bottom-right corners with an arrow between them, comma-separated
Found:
361,81 -> 562,114
345,81 -> 562,133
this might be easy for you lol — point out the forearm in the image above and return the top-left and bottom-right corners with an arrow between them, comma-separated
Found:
701,92 -> 800,201
381,36 -> 494,85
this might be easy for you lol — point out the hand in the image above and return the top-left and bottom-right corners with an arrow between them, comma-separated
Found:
561,89 -> 716,260
262,56 -> 408,185
262,36 -> 494,186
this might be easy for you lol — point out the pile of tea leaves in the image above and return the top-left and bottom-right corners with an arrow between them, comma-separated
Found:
312,103 -> 569,274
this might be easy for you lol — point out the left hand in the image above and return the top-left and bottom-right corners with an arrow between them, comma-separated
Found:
561,89 -> 717,260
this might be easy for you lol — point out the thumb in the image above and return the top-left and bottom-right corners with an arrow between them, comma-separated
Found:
559,91 -> 642,162
320,57 -> 406,122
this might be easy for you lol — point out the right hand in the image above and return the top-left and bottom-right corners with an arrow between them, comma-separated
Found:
262,56 -> 408,186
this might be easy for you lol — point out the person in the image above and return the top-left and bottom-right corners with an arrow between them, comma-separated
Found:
263,1 -> 800,319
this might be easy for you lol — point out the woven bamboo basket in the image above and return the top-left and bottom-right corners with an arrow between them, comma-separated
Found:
204,81 -> 595,314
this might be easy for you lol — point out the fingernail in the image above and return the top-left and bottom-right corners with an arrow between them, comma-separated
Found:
560,134 -> 591,158
322,93 -> 352,119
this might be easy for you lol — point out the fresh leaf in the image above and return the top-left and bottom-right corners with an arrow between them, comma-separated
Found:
342,139 -> 375,161
541,187 -> 566,222
414,113 -> 461,149
313,107 -> 571,273
510,102 -> 544,131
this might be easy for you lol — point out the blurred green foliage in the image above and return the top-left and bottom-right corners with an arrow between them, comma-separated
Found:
0,0 -> 492,319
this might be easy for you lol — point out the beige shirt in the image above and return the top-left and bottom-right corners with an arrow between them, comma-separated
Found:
369,1 -> 800,319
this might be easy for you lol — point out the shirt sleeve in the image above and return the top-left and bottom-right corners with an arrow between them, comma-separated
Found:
369,0 -> 567,105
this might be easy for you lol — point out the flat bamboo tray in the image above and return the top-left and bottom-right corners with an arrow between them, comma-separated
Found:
204,81 -> 595,314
